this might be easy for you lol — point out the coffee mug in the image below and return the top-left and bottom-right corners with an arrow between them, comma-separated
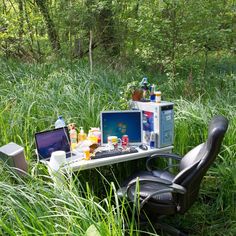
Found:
49,151 -> 66,171
107,136 -> 120,148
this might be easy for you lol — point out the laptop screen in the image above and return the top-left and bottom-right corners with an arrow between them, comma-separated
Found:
35,127 -> 70,160
100,110 -> 143,145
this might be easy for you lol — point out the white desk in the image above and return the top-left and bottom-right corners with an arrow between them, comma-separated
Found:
62,146 -> 173,172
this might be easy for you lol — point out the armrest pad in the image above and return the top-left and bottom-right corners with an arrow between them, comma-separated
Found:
146,153 -> 182,171
127,176 -> 172,189
126,176 -> 172,201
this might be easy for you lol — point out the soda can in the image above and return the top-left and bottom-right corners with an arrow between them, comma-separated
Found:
122,135 -> 129,148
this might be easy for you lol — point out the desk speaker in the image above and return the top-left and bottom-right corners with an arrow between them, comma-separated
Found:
0,142 -> 28,175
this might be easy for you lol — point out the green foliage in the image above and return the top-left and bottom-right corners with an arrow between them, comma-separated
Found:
1,0 -> 235,74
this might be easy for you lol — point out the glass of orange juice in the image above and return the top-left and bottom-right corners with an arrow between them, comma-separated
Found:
83,147 -> 91,160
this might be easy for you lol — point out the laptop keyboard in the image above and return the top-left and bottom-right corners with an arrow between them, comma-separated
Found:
92,147 -> 138,159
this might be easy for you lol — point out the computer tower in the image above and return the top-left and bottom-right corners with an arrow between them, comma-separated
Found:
130,101 -> 174,148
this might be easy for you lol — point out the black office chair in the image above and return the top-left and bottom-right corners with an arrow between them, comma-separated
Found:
117,115 -> 228,235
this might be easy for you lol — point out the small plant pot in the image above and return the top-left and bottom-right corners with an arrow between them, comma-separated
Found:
132,89 -> 143,101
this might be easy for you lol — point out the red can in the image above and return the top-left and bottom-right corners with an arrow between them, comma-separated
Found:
122,135 -> 129,148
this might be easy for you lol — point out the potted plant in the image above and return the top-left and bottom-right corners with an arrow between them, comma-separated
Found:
126,81 -> 143,101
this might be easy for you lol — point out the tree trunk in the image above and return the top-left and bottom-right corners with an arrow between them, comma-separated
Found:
89,30 -> 93,73
24,0 -> 35,57
98,0 -> 120,57
35,0 -> 60,52
17,0 -> 24,55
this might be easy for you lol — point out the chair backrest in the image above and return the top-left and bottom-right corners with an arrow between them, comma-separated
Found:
173,116 -> 228,214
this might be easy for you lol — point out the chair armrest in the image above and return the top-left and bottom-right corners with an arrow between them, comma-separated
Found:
146,153 -> 182,171
127,176 -> 186,209
127,175 -> 172,190
127,176 -> 185,194
163,164 -> 180,171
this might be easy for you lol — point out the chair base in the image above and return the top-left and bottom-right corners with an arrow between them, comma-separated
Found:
153,222 -> 188,236
138,213 -> 188,236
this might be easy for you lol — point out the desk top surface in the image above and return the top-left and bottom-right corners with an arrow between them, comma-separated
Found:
61,145 -> 173,172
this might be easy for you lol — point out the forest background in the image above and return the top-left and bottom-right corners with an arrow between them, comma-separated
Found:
1,0 -> 235,75
0,0 -> 236,235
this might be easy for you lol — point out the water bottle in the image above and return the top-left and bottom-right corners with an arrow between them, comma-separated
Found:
150,84 -> 156,102
150,131 -> 156,148
55,116 -> 66,129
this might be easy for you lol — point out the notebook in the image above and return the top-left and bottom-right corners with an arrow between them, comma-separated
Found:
35,127 -> 77,162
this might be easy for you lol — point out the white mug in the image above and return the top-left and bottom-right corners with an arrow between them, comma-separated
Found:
49,151 -> 66,171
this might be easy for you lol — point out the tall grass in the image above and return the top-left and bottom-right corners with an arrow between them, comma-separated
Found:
0,58 -> 235,235
0,167 -> 141,235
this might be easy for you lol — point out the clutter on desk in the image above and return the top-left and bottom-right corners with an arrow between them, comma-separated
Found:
107,135 -> 119,149
125,81 -> 143,101
140,77 -> 150,101
49,150 -> 66,171
121,135 -> 129,149
83,147 -> 90,160
149,131 -> 156,149
78,127 -> 87,142
125,77 -> 161,103
55,115 -> 66,128
67,124 -> 133,160
68,123 -> 77,150
149,84 -> 155,102
87,127 -> 101,144
155,91 -> 161,103
91,146 -> 138,159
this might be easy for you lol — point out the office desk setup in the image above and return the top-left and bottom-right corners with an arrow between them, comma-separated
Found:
34,101 -> 175,185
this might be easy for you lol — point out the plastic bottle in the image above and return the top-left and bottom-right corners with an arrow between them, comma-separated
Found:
150,131 -> 156,148
140,77 -> 150,101
78,127 -> 87,142
150,84 -> 156,102
55,116 -> 66,129
91,127 -> 101,145
69,123 -> 77,150
87,128 -> 98,144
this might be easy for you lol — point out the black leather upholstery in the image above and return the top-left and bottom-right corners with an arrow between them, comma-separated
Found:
152,170 -> 175,182
117,115 -> 229,232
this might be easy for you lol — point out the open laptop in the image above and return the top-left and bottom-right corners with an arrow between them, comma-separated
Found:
35,127 -> 78,163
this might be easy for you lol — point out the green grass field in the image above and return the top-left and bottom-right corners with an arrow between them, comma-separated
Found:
0,58 -> 235,235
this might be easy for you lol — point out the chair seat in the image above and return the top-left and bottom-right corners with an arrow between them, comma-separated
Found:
118,170 -> 175,204
117,170 -> 177,215
135,182 -> 174,204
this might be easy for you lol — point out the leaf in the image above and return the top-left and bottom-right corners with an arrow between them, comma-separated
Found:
85,224 -> 101,236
